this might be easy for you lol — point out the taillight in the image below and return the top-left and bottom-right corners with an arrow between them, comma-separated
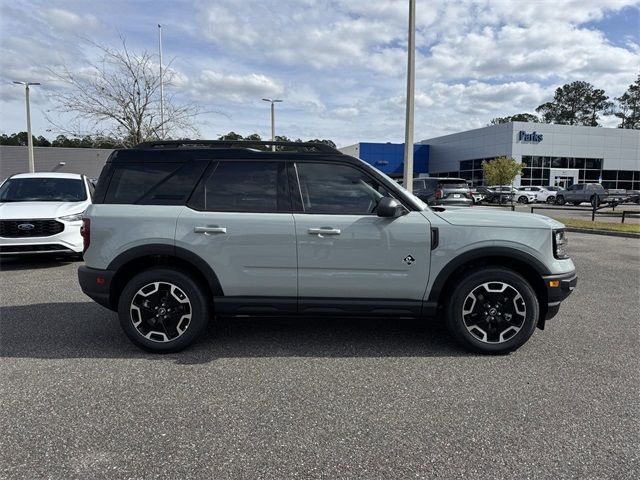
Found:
80,218 -> 90,253
435,188 -> 443,200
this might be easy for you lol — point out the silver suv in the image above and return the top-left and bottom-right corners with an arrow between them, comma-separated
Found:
78,140 -> 577,354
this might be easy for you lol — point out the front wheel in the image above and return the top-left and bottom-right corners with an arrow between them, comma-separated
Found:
555,195 -> 565,205
546,196 -> 555,204
517,195 -> 529,204
446,268 -> 540,354
118,268 -> 210,353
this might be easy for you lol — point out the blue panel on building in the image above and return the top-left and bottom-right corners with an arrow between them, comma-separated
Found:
356,143 -> 429,176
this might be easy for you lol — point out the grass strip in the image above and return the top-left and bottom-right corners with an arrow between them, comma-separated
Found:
555,217 -> 640,234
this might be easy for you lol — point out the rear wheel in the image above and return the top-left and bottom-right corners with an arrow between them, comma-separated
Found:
118,268 -> 209,353
517,195 -> 529,204
446,268 -> 540,354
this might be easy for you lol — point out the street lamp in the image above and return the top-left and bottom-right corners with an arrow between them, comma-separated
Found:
402,0 -> 416,192
262,98 -> 283,151
13,81 -> 41,173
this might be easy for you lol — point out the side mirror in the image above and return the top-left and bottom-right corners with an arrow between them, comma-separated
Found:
377,197 -> 404,218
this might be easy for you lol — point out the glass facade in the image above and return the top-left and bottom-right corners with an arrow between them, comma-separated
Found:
432,156 -> 640,190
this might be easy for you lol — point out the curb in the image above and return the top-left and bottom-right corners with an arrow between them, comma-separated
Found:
565,227 -> 640,239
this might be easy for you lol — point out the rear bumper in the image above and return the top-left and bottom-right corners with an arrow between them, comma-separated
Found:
543,270 -> 577,320
78,265 -> 116,310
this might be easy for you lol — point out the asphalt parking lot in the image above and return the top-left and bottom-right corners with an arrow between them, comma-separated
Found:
1,233 -> 638,479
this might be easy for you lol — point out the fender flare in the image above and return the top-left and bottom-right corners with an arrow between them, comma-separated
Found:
427,246 -> 550,304
107,243 -> 224,297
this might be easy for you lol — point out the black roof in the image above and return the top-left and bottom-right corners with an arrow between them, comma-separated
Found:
108,140 -> 347,163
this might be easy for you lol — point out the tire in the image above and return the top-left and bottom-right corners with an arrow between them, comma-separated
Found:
117,267 -> 210,353
555,195 -> 565,205
517,195 -> 528,204
546,196 -> 555,204
445,267 -> 540,354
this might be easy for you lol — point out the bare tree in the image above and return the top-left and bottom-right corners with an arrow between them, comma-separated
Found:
48,39 -> 201,146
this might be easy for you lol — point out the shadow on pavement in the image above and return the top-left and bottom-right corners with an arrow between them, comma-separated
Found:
0,302 -> 470,363
0,255 -> 80,271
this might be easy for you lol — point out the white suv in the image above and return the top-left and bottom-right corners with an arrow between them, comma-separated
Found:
0,172 -> 93,256
519,186 -> 560,204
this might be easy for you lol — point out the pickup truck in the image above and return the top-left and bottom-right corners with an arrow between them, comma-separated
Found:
554,183 -> 627,207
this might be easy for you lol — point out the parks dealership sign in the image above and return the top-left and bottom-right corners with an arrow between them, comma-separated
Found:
518,130 -> 543,142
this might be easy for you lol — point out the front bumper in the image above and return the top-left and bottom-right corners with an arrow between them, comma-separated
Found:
78,265 -> 116,310
0,220 -> 83,255
542,270 -> 577,320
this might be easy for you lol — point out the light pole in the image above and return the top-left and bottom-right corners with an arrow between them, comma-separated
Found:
262,98 -> 282,151
13,81 -> 40,173
402,0 -> 416,192
158,24 -> 165,139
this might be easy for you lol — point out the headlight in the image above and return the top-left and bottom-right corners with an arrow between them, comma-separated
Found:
59,212 -> 84,222
553,229 -> 569,259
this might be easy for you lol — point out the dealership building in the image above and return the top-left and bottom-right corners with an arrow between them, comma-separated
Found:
342,122 -> 640,190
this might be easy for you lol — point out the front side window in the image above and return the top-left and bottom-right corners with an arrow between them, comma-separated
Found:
295,162 -> 393,215
0,177 -> 87,202
192,161 -> 282,212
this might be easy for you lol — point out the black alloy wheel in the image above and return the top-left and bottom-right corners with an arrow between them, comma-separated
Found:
446,267 -> 539,354
118,268 -> 209,352
555,195 -> 565,205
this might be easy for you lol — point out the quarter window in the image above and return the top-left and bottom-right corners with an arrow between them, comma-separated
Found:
295,163 -> 392,214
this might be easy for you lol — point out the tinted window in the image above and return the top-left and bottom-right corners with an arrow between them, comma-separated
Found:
296,163 -> 392,214
193,161 -> 281,212
104,162 -> 207,205
105,163 -> 179,204
0,177 -> 87,202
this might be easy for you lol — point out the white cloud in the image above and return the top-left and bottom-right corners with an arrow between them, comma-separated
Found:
191,70 -> 284,103
40,8 -> 101,30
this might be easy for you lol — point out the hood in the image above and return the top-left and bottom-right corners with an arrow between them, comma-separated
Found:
0,201 -> 89,220
430,205 -> 565,230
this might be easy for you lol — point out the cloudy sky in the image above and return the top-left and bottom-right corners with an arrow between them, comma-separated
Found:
0,0 -> 638,147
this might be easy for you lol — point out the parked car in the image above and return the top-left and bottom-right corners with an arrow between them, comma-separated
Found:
625,189 -> 640,204
78,140 -> 576,355
0,172 -> 93,257
474,186 -> 512,204
413,177 -> 473,206
555,183 -> 626,207
519,186 -> 562,204
487,186 -> 538,204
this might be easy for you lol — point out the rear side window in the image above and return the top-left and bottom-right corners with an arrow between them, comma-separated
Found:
104,162 -> 207,205
190,161 -> 285,212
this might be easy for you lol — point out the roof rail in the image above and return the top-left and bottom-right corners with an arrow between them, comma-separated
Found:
132,140 -> 340,154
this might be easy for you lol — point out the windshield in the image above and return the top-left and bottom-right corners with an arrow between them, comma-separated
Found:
0,177 -> 87,202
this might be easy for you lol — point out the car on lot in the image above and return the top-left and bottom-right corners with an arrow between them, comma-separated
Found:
78,140 -> 577,355
0,172 -> 93,256
474,186 -> 512,204
412,177 -> 473,206
519,186 -> 562,203
487,186 -> 538,204
555,183 -> 626,207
